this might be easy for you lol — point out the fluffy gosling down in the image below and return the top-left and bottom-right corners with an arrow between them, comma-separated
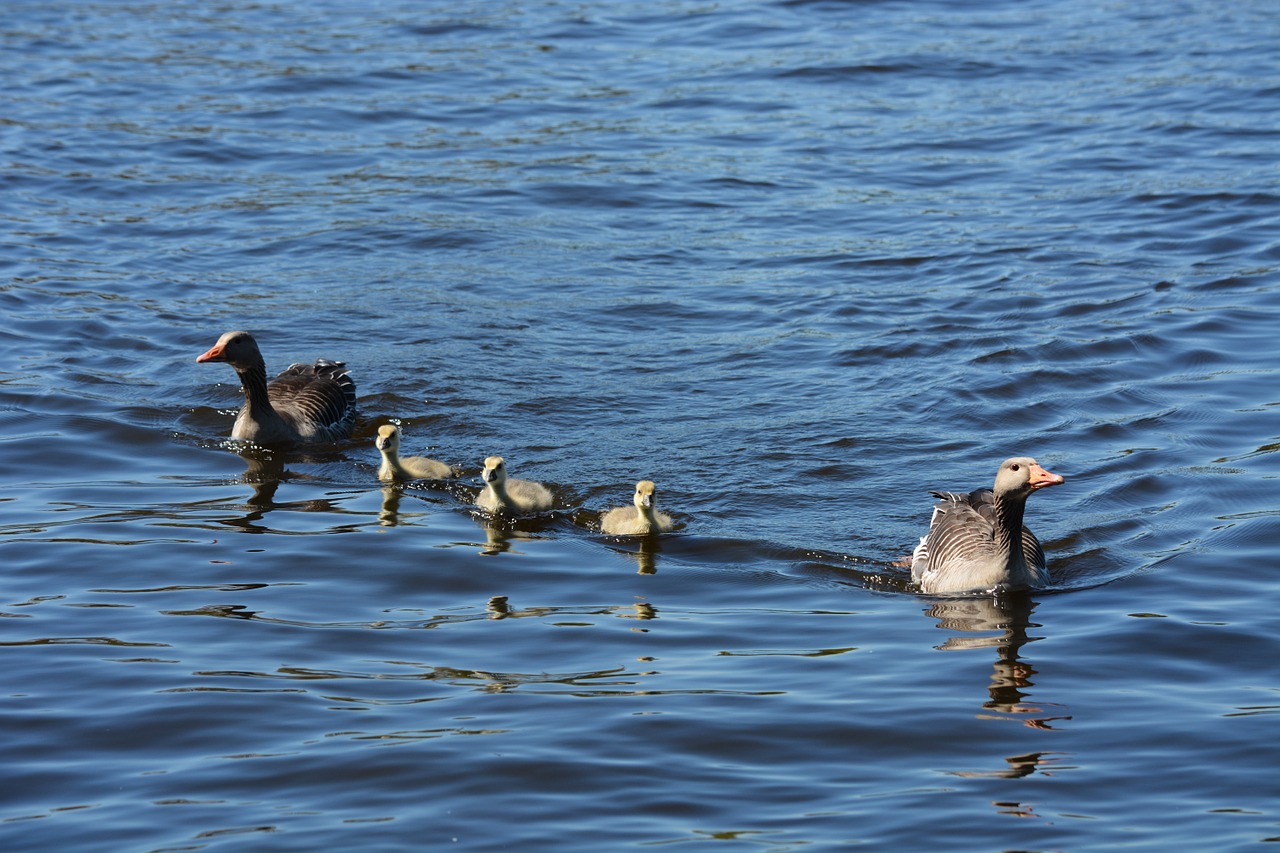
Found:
375,424 -> 457,481
476,456 -> 554,515
601,480 -> 675,535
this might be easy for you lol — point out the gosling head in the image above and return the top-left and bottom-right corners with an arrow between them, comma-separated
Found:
994,457 -> 1064,497
482,456 -> 507,485
375,424 -> 401,453
634,480 -> 657,510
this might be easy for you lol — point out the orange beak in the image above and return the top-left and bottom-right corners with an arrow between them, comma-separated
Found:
1029,463 -> 1064,489
196,344 -> 224,363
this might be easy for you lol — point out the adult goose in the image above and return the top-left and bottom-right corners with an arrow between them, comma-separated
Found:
476,456 -> 554,515
196,330 -> 356,446
375,424 -> 457,481
911,457 -> 1064,595
601,480 -> 675,535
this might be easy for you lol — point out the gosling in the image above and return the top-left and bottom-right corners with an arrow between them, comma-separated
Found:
375,424 -> 457,481
600,480 -> 675,535
476,456 -> 554,515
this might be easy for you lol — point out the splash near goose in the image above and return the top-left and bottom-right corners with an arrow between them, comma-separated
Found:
196,330 -> 356,447
910,457 -> 1064,595
601,480 -> 675,535
375,424 -> 458,481
476,456 -> 554,515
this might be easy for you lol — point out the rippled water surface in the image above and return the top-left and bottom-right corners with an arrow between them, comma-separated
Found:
3,1 -> 1279,849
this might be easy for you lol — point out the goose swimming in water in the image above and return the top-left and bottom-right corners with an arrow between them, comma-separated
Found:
196,331 -> 356,446
375,424 -> 457,481
601,480 -> 675,535
476,456 -> 554,515
911,457 -> 1064,595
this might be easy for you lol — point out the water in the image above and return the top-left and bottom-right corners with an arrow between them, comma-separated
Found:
3,0 -> 1279,849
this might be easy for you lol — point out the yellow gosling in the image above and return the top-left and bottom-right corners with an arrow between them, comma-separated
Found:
375,424 -> 457,481
476,456 -> 554,515
601,480 -> 674,535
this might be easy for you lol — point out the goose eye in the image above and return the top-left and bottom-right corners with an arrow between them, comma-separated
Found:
1010,463 -> 1020,471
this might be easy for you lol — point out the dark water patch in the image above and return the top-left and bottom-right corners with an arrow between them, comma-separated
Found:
775,62 -> 921,82
399,22 -> 500,39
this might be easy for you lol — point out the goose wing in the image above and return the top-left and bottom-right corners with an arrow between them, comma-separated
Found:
267,359 -> 357,441
1022,526 -> 1047,578
911,490 -> 996,585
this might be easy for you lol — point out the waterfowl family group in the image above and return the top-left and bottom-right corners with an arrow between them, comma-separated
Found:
196,331 -> 1066,595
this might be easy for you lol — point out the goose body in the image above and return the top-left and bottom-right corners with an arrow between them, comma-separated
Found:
197,331 -> 356,446
601,480 -> 675,535
476,456 -> 554,515
375,424 -> 457,481
910,457 -> 1064,595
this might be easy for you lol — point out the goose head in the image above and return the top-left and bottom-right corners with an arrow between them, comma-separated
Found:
376,424 -> 401,454
196,330 -> 262,370
482,456 -> 507,486
994,457 -> 1064,497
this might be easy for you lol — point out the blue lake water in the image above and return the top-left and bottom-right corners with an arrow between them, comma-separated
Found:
2,0 -> 1279,849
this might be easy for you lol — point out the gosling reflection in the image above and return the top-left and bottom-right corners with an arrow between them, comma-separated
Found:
378,485 -> 412,527
473,514 -> 549,556
381,482 -> 461,527
926,594 -> 1070,731
624,601 -> 657,620
486,595 -> 512,619
617,535 -> 661,574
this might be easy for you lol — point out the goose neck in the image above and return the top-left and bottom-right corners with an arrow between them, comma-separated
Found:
992,491 -> 1028,565
235,359 -> 274,419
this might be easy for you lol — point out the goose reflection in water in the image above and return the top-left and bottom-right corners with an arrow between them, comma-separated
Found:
210,452 -> 339,533
927,593 -> 1072,731
926,593 -> 1074,783
239,452 -> 286,509
485,595 -> 657,623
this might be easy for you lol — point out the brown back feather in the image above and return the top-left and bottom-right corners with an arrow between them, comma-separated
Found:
268,359 -> 357,440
